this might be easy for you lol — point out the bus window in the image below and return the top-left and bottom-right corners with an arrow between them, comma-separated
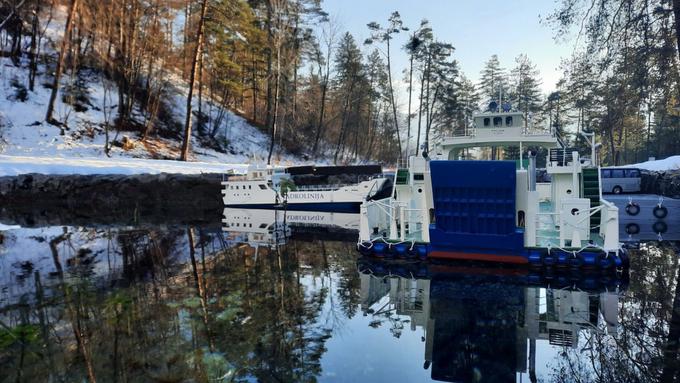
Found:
493,117 -> 502,126
612,169 -> 625,178
506,116 -> 513,126
626,169 -> 641,178
483,118 -> 490,127
602,169 -> 611,178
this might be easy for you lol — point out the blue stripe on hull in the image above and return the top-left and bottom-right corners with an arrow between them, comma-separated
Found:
226,202 -> 360,213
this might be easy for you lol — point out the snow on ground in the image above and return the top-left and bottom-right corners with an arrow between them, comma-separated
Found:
0,155 -> 248,176
628,156 -> 680,172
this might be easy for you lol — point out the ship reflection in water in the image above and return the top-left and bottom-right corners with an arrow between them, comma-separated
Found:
0,208 -> 676,382
358,262 -> 622,382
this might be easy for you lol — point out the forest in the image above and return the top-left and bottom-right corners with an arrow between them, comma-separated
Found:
1,0 -> 679,165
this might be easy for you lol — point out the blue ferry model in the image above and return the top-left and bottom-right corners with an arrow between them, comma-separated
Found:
357,103 -> 629,270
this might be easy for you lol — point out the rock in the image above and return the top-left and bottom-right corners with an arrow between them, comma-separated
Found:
122,135 -> 135,150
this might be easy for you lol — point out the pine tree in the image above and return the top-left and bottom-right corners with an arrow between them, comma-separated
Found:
478,54 -> 509,106
455,73 -> 479,135
364,49 -> 389,160
366,11 -> 409,157
511,54 -> 542,127
333,32 -> 364,163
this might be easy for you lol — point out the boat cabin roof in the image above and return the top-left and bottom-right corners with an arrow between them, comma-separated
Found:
436,110 -> 558,159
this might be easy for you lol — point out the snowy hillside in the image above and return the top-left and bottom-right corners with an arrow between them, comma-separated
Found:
0,54 -> 301,171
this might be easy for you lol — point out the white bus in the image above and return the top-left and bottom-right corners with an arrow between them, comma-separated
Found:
601,167 -> 642,194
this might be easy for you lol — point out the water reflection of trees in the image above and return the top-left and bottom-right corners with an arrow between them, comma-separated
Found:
0,226 -> 360,382
550,243 -> 680,383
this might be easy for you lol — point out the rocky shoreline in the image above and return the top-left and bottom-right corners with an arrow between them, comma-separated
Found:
0,173 -> 224,227
641,169 -> 680,198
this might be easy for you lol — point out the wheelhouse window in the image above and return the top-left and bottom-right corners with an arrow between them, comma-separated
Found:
493,117 -> 502,126
483,118 -> 490,127
505,116 -> 513,126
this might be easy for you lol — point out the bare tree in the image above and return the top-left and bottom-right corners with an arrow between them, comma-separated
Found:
180,0 -> 209,161
45,0 -> 79,126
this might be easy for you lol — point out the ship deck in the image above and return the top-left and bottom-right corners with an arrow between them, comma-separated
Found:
536,201 -> 605,249
368,200 -> 607,250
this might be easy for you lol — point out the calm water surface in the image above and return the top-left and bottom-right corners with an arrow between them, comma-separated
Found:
0,212 -> 678,382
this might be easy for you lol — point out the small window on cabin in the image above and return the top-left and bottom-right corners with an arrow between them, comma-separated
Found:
259,223 -> 268,229
612,169 -> 624,178
506,116 -> 513,127
414,173 -> 425,181
483,118 -> 490,127
493,117 -> 502,126
259,184 -> 267,190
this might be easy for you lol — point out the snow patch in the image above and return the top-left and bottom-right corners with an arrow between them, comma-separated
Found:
0,155 -> 247,176
628,156 -> 680,172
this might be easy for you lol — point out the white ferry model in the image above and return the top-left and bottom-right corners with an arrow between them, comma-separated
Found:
357,102 -> 629,270
222,165 -> 391,213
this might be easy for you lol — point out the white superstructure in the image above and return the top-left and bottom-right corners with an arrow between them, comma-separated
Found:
222,165 -> 390,213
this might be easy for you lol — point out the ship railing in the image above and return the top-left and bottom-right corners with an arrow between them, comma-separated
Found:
396,158 -> 409,169
536,203 -> 620,250
364,198 -> 426,242
598,199 -> 620,252
444,128 -> 555,140
292,183 -> 354,192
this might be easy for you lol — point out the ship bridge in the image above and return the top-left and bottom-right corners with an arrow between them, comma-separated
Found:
436,110 -> 558,161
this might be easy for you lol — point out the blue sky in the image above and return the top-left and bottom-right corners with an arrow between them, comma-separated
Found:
320,0 -> 575,96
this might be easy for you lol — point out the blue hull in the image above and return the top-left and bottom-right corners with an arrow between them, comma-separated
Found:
226,202 -> 360,213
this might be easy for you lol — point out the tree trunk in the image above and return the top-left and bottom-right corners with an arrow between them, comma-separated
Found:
334,82 -> 355,164
313,41 -> 332,157
45,0 -> 80,125
197,48 -> 204,135
264,3 -> 274,156
180,0 -> 209,161
385,38 -> 402,156
673,0 -> 680,95
425,85 -> 440,151
29,1 -> 41,91
252,49 -> 258,121
416,70 -> 426,152
267,42 -> 282,165
406,51 -> 414,157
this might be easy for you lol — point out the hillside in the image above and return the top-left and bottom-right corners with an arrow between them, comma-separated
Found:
0,4 -> 306,175
0,53 -> 301,169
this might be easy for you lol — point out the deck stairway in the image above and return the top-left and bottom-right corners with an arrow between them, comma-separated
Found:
582,168 -> 601,230
396,168 -> 410,185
